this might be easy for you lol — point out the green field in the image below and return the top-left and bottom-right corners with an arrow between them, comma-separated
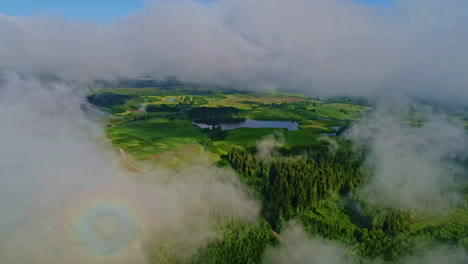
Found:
211,128 -> 321,154
107,117 -> 206,159
94,87 -> 468,263
409,208 -> 468,233
102,90 -> 366,159
246,107 -> 317,121
107,118 -> 333,157
203,94 -> 308,109
97,86 -> 464,166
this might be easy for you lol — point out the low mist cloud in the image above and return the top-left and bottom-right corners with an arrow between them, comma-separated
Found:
263,222 -> 468,264
263,223 -> 348,264
256,134 -> 284,160
346,101 -> 467,212
0,74 -> 259,263
397,247 -> 468,264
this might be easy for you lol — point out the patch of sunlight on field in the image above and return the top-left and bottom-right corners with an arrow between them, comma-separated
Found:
106,118 -> 207,159
247,107 -> 317,121
314,103 -> 367,120
298,120 -> 342,134
213,128 -> 320,154
409,208 -> 468,233
213,128 -> 284,154
206,94 -> 307,110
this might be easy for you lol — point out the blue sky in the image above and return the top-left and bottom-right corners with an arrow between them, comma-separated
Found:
0,0 -> 145,21
0,0 -> 392,22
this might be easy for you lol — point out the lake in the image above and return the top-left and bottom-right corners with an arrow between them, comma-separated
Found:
192,119 -> 299,131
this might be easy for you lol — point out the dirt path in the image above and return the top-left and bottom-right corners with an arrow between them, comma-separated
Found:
117,147 -> 141,172
270,229 -> 281,239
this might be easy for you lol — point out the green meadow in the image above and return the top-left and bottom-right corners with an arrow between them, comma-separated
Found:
104,90 -> 365,158
96,87 -> 468,263
107,117 -> 206,159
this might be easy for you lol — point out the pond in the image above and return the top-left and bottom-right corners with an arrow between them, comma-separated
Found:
192,119 -> 299,131
167,98 -> 175,102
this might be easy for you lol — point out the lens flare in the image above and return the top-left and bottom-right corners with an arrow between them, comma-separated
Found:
76,202 -> 137,254
60,185 -> 149,257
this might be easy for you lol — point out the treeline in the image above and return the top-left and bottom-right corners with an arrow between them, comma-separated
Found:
188,107 -> 246,120
325,96 -> 372,107
93,78 -> 247,95
145,220 -> 277,264
87,93 -> 134,107
87,92 -> 147,113
191,220 -> 277,264
95,77 -> 184,88
260,100 -> 318,111
146,104 -> 179,112
202,125 -> 227,141
225,143 -> 365,228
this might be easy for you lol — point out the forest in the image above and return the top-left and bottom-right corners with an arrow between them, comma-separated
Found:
188,107 -> 246,121
214,142 -> 467,262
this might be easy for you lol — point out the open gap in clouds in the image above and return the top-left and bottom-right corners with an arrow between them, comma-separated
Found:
0,0 -> 467,102
0,73 -> 259,263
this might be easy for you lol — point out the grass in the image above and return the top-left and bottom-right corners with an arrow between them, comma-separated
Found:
104,100 -> 354,158
213,128 -> 321,154
245,102 -> 366,121
107,116 -> 327,158
106,117 -> 207,159
298,119 -> 345,134
247,107 -> 317,121
282,129 -> 322,146
107,112 -> 173,126
409,207 -> 468,233
205,94 -> 307,110
213,128 -> 285,154
314,103 -> 367,120
95,90 -> 367,121
102,92 -> 367,160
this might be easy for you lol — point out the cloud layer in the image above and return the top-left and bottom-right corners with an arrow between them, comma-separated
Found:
264,223 -> 468,264
346,101 -> 467,212
263,223 -> 348,264
0,73 -> 259,263
1,1 -> 467,263
0,0 -> 467,101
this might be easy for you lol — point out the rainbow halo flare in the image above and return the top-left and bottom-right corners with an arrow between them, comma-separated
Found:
61,186 -> 148,257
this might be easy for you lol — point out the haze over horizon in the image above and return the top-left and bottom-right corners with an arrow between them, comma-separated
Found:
0,0 -> 467,102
